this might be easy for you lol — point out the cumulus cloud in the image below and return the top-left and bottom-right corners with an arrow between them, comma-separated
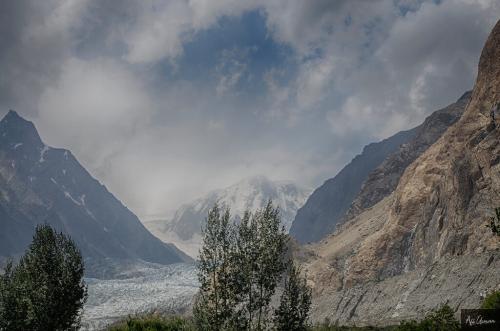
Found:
329,0 -> 500,139
1,0 -> 499,218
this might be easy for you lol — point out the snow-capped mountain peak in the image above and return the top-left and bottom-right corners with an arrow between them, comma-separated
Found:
144,175 -> 310,258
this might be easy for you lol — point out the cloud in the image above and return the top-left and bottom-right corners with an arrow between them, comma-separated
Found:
37,58 -> 153,170
1,0 -> 499,219
215,47 -> 254,96
328,0 -> 500,139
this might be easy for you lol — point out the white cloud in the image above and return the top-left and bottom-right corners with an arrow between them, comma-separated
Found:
2,0 -> 499,218
37,58 -> 153,169
323,0 -> 500,139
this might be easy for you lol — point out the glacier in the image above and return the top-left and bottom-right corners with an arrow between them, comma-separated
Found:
80,262 -> 199,331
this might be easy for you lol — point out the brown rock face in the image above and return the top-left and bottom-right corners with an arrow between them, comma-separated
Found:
345,92 -> 471,221
349,18 -> 500,283
307,20 -> 500,325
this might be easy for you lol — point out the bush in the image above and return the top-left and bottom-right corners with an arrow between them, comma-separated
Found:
481,290 -> 500,309
488,207 -> 500,236
310,324 -> 396,331
396,304 -> 459,331
108,315 -> 196,331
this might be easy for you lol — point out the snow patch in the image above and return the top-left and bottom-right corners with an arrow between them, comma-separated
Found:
79,194 -> 96,220
39,145 -> 50,162
64,191 -> 82,206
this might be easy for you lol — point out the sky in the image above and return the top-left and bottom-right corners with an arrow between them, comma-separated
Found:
0,0 -> 499,219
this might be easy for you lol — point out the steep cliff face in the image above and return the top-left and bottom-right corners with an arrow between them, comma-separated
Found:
346,18 -> 500,285
291,90 -> 470,245
290,129 -> 416,244
345,92 -> 471,221
306,20 -> 500,325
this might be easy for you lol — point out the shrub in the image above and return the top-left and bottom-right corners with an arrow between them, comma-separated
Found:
481,290 -> 500,309
108,315 -> 196,331
396,304 -> 459,331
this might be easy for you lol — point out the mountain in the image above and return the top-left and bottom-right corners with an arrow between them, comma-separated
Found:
0,111 -> 190,271
304,19 -> 500,325
344,91 -> 471,221
145,175 -> 310,257
290,91 -> 471,244
289,129 -> 417,243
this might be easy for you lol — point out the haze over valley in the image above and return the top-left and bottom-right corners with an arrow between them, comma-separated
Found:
1,1 -> 500,330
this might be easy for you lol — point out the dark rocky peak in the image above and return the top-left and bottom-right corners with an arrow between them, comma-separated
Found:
0,110 -> 44,149
0,109 -> 191,268
458,90 -> 472,102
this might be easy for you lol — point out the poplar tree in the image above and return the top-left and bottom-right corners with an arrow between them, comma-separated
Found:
195,201 -> 305,331
274,260 -> 312,331
232,201 -> 288,330
194,204 -> 234,330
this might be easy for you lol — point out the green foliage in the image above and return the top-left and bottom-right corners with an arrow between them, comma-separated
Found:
481,290 -> 500,309
232,201 -> 289,330
108,315 -> 196,331
0,224 -> 87,331
193,203 -> 234,330
194,201 -> 300,330
395,304 -> 459,331
274,261 -> 311,331
488,207 -> 500,236
310,322 -> 396,331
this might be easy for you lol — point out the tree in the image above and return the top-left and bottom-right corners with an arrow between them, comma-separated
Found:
0,260 -> 30,331
195,201 -> 291,330
481,290 -> 500,309
0,224 -> 87,331
232,201 -> 288,330
194,204 -> 234,330
274,260 -> 312,331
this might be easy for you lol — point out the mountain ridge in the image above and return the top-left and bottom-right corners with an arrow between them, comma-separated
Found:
344,91 -> 471,221
304,19 -> 500,325
0,110 -> 191,272
289,128 -> 417,243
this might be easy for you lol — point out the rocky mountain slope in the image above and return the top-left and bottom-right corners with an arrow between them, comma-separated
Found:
291,91 -> 470,245
290,129 -> 417,244
305,19 -> 500,325
0,111 -> 190,271
345,91 -> 471,221
145,175 -> 309,257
